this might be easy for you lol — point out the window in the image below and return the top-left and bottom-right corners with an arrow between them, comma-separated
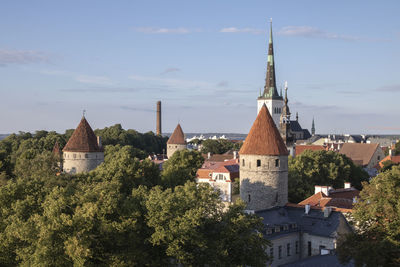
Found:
287,243 -> 291,256
308,241 -> 312,256
257,159 -> 261,167
283,225 -> 289,231
85,154 -> 89,159
248,194 -> 251,202
73,153 -> 76,159
242,159 -> 245,167
278,246 -> 282,259
295,241 -> 299,254
319,245 -> 326,254
270,247 -> 274,259
275,159 -> 279,167
249,162 -> 251,169
377,156 -> 380,161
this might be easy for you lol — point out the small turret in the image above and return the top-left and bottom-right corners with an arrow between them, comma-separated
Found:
167,123 -> 186,158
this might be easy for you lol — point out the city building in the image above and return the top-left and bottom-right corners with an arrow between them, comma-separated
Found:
240,103 -> 352,266
62,116 -> 104,174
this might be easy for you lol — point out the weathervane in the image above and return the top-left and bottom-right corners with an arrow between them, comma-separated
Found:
83,109 -> 86,117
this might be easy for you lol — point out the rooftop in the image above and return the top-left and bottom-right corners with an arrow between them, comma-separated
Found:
63,117 -> 102,153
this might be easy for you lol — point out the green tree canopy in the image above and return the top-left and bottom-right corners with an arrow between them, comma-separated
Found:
337,166 -> 400,267
200,139 -> 242,154
288,150 -> 369,203
161,149 -> 204,188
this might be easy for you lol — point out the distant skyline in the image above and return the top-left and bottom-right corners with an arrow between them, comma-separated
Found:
1,0 -> 400,134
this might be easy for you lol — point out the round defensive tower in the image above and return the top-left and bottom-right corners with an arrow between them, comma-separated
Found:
62,116 -> 104,174
167,123 -> 186,158
239,104 -> 289,211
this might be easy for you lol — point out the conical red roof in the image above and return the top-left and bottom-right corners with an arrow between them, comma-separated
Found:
167,124 -> 186,145
63,117 -> 102,152
239,104 -> 288,155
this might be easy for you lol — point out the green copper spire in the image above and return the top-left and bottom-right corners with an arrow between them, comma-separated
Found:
260,18 -> 281,100
311,117 -> 315,136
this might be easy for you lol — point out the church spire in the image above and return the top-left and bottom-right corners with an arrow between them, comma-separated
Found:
261,19 -> 280,99
312,117 -> 315,136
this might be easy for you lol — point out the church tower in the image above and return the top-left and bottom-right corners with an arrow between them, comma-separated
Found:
240,104 -> 289,211
257,19 -> 284,128
63,116 -> 104,174
279,81 -> 293,146
311,117 -> 315,136
167,123 -> 186,158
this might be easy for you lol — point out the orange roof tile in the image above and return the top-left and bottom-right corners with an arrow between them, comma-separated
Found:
379,155 -> 400,168
167,124 -> 186,145
239,104 -> 288,156
63,117 -> 102,153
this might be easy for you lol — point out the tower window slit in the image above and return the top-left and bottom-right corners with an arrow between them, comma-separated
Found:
257,159 -> 261,167
275,159 -> 279,167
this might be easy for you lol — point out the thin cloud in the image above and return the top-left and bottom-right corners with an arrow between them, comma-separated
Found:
120,106 -> 154,112
278,26 -> 390,42
376,84 -> 400,92
220,27 -> 264,34
60,87 -> 146,93
217,81 -> 229,87
75,75 -> 113,86
160,67 -> 180,75
134,27 -> 191,34
0,49 -> 50,65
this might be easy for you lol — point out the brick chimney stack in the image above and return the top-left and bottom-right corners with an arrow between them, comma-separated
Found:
156,101 -> 162,136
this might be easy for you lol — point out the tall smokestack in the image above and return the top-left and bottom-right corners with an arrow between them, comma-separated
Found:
156,101 -> 162,136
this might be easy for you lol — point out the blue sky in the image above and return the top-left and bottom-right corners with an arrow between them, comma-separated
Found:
1,0 -> 400,134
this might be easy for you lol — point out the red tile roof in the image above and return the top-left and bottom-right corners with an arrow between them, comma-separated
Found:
63,117 -> 102,153
339,143 -> 379,166
167,124 -> 186,145
379,155 -> 400,168
299,188 -> 359,211
239,104 -> 288,156
295,145 -> 325,156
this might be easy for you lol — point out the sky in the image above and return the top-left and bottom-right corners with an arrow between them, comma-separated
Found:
1,0 -> 400,135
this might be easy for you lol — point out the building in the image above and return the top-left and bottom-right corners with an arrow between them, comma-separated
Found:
196,158 -> 239,202
63,116 -> 104,174
240,103 -> 352,266
257,20 -> 310,147
239,104 -> 289,211
166,123 -> 186,158
339,143 -> 384,176
257,21 -> 284,128
299,183 -> 359,212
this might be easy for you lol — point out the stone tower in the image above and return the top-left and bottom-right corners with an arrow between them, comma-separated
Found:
257,19 -> 284,128
62,116 -> 104,174
239,104 -> 289,211
167,123 -> 186,158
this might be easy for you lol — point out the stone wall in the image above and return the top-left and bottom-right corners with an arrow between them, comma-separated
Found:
63,151 -> 104,174
167,144 -> 186,158
240,154 -> 288,211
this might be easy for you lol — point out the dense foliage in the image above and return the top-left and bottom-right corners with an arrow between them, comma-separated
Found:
199,139 -> 242,154
0,125 -> 167,183
337,166 -> 400,267
288,150 -> 369,203
0,131 -> 270,266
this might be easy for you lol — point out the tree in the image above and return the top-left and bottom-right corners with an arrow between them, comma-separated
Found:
288,150 -> 369,203
380,160 -> 400,173
337,166 -> 400,267
146,182 -> 270,266
161,149 -> 204,188
201,139 -> 236,154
